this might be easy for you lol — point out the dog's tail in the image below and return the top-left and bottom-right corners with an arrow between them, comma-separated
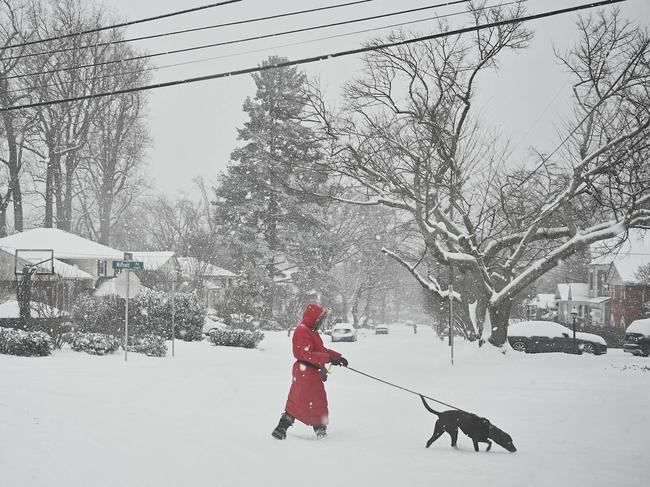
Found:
420,395 -> 441,416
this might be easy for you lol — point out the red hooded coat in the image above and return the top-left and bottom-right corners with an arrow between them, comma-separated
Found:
284,303 -> 342,426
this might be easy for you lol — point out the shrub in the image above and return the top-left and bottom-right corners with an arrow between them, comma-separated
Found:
128,334 -> 167,357
0,327 -> 53,357
72,290 -> 205,342
207,328 -> 264,349
64,332 -> 121,356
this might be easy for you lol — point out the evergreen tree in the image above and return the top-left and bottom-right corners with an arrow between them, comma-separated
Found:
214,56 -> 325,317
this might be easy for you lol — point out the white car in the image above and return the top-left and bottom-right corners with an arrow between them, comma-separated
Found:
331,323 -> 357,342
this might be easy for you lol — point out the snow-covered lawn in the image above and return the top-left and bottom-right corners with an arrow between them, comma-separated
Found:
1,325 -> 647,487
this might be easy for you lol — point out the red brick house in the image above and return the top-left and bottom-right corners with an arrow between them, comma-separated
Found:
590,230 -> 650,329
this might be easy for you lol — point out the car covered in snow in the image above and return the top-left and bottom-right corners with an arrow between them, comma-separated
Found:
624,319 -> 650,357
374,324 -> 389,335
507,320 -> 607,355
331,322 -> 357,342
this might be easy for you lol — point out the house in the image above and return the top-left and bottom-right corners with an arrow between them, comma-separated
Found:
525,293 -> 557,320
555,283 -> 597,325
590,230 -> 650,328
0,228 -> 123,311
176,257 -> 237,309
554,230 -> 650,328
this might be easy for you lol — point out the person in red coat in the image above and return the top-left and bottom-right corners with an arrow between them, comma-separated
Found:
272,303 -> 348,440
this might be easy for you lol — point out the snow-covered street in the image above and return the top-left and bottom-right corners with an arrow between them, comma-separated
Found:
1,325 -> 647,487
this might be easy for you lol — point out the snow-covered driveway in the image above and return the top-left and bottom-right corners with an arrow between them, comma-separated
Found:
1,325 -> 647,487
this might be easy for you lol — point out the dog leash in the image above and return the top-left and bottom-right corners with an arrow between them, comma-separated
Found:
344,366 -> 470,414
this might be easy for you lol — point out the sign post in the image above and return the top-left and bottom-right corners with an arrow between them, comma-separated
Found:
113,260 -> 143,362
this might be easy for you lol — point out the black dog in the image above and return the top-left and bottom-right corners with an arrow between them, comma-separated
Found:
420,396 -> 517,452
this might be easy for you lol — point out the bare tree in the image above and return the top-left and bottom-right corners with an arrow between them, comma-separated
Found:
0,0 -> 36,234
302,6 -> 650,346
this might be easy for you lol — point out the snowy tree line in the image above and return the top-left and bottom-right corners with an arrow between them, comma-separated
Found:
1,0 -> 149,244
212,5 -> 650,345
3,2 -> 648,346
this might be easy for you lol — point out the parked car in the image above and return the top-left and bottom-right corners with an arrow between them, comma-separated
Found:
624,319 -> 650,357
375,324 -> 389,335
331,322 -> 357,342
507,320 -> 607,355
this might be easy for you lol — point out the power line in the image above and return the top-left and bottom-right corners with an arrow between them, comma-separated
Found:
2,0 -> 375,62
5,0 -> 472,82
0,0 -> 627,113
3,0 -> 524,97
1,0 -> 243,50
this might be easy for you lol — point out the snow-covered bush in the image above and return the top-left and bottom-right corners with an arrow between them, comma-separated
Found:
64,332 -> 121,356
128,334 -> 167,357
72,294 -> 123,336
207,328 -> 264,349
0,327 -> 53,357
72,290 -> 205,342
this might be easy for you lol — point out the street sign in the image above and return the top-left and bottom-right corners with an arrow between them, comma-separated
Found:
123,252 -> 133,261
112,260 -> 144,270
114,271 -> 141,299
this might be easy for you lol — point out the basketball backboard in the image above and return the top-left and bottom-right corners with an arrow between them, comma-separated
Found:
15,249 -> 55,275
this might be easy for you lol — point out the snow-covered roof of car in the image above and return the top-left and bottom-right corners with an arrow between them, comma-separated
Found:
508,320 -> 606,345
627,319 -> 650,335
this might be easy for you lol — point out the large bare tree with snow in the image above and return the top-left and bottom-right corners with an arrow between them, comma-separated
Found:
302,5 -> 650,346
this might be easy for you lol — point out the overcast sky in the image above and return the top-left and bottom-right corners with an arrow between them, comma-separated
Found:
98,0 -> 650,196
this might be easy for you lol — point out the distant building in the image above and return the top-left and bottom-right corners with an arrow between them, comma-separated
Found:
176,257 -> 237,309
525,293 -> 558,320
554,230 -> 650,328
590,230 -> 650,328
0,228 -> 122,311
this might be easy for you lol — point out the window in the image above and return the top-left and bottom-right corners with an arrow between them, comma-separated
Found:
97,260 -> 107,276
588,271 -> 593,290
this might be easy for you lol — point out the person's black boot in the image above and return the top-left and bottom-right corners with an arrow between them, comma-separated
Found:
313,425 -> 327,439
271,413 -> 294,440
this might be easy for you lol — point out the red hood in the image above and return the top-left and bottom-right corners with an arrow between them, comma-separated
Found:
302,303 -> 325,330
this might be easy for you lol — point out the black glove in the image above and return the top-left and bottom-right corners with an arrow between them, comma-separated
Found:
330,355 -> 348,367
319,367 -> 328,382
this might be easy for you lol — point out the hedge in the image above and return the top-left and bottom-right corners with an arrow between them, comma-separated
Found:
72,290 -> 205,342
64,332 -> 120,356
207,328 -> 265,349
128,335 -> 167,357
0,327 -> 53,357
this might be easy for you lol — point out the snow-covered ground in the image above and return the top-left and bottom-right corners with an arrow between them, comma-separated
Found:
1,325 -> 648,487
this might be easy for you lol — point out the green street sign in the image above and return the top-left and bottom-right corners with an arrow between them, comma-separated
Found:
112,260 -> 144,270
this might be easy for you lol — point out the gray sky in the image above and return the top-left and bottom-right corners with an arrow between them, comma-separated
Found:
99,0 -> 650,195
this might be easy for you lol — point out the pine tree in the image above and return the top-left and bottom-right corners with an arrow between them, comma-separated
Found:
214,56 -> 324,317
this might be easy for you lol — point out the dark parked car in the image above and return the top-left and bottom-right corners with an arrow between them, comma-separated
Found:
507,321 -> 607,355
624,319 -> 650,357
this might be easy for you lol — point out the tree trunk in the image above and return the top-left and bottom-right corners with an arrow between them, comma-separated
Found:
1,110 -> 24,232
44,153 -> 59,228
488,302 -> 513,347
0,206 -> 7,237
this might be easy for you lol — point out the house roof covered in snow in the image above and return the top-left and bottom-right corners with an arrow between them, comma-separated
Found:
0,228 -> 123,260
556,283 -> 589,302
128,251 -> 175,271
590,229 -> 650,284
177,257 -> 236,278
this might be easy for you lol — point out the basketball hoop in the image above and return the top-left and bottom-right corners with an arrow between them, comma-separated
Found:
15,249 -> 55,276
